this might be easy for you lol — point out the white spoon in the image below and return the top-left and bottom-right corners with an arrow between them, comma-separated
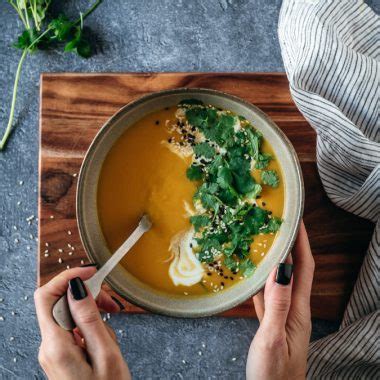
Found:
52,214 -> 152,330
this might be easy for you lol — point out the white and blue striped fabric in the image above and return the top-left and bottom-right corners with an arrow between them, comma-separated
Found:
278,0 -> 379,378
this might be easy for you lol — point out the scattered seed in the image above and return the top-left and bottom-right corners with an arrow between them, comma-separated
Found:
67,230 -> 72,235
14,238 -> 19,244
24,296 -> 28,301
13,357 -> 17,363
182,359 -> 186,364
58,249 -> 63,253
0,316 -> 4,321
58,258 -> 63,264
13,226 -> 17,231
232,357 -> 237,362
9,337 -> 14,341
68,251 -> 73,256
66,265 -> 70,270
50,215 -> 54,219
198,351 -> 202,356
44,253 -> 49,257
27,246 -> 31,250
19,180 -> 23,186
17,201 -> 21,206
72,173 -> 78,177
45,242 -> 49,247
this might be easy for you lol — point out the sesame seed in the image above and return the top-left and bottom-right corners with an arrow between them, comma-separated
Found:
201,343 -> 206,348
182,359 -> 186,364
19,180 -> 23,186
232,357 -> 237,362
58,249 -> 63,253
24,296 -> 28,301
72,173 -> 78,177
9,337 -> 14,341
66,265 -> 70,269
0,298 -> 3,302
13,357 -> 17,363
68,251 -> 73,256
50,215 -> 54,219
58,258 -> 63,264
11,311 -> 15,315
67,231 -> 72,235
0,316 -> 4,321
45,242 -> 49,247
13,226 -> 17,231
44,253 -> 49,257
17,201 -> 21,206
80,259 -> 85,265
14,238 -> 19,244
183,292 -> 188,296
27,246 -> 31,250
198,351 -> 202,356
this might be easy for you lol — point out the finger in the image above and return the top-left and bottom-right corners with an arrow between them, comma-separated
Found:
96,290 -> 123,313
67,277 -> 116,363
253,290 -> 265,322
104,322 -> 118,342
35,267 -> 97,339
291,221 -> 315,314
261,258 -> 293,333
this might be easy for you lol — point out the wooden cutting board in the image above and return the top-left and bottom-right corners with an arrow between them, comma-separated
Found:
38,73 -> 373,320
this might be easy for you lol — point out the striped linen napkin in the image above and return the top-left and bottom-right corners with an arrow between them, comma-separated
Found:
278,1 -> 379,378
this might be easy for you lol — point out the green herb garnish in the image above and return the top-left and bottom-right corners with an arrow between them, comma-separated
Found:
0,0 -> 102,150
180,100 -> 282,277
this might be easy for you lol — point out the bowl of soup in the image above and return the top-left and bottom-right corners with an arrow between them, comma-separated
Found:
77,88 -> 303,317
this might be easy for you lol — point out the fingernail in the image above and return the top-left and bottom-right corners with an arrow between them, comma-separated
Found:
80,263 -> 99,269
275,263 -> 293,285
69,277 -> 88,300
111,296 -> 125,311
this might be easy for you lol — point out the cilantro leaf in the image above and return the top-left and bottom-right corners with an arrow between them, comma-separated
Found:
255,153 -> 272,170
186,165 -> 203,181
240,259 -> 256,277
194,142 -> 216,158
261,217 -> 282,233
190,215 -> 211,231
261,170 -> 280,188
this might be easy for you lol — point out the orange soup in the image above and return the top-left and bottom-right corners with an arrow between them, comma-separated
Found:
97,101 -> 284,296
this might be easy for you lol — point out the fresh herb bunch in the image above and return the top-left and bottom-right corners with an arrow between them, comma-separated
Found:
0,0 -> 102,150
181,100 -> 282,277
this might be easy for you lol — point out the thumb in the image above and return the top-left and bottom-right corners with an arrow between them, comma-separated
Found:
261,261 -> 293,333
67,277 -> 114,356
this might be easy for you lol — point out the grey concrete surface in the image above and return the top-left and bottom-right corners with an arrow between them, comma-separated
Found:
0,1 -> 378,379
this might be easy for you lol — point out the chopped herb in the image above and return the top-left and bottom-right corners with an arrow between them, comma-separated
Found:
261,170 -> 280,188
177,100 -> 282,276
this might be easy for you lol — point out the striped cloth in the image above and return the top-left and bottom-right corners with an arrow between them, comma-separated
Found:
278,1 -> 380,378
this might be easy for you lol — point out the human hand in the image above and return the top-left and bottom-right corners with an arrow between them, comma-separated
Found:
34,266 -> 131,380
247,221 -> 315,380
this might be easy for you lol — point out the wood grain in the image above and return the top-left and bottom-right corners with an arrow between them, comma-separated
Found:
38,73 -> 373,320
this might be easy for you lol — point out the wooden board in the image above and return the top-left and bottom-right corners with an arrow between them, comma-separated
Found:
38,73 -> 374,320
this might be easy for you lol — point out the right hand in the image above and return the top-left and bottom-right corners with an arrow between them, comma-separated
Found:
35,266 -> 131,380
247,221 -> 315,379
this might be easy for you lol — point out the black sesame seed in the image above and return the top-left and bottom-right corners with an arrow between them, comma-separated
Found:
155,120 -> 160,125
221,282 -> 225,286
207,272 -> 212,276
230,276 -> 234,280
268,211 -> 273,215
257,195 -> 261,199
262,202 -> 266,206
224,276 -> 228,279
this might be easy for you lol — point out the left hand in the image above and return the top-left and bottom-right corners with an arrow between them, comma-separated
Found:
34,266 -> 131,380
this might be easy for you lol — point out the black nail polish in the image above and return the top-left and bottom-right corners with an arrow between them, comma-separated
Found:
69,277 -> 88,300
111,296 -> 125,311
275,263 -> 293,285
80,263 -> 99,269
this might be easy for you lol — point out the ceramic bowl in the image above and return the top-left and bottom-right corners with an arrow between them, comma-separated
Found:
77,88 -> 304,317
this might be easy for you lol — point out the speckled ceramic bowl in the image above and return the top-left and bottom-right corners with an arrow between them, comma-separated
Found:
77,88 -> 304,318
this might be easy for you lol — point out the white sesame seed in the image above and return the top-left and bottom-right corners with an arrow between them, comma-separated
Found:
183,292 -> 188,296
201,343 -> 206,348
13,226 -> 17,231
24,296 -> 28,301
45,242 -> 49,247
66,265 -> 70,269
9,337 -> 14,341
44,249 -> 49,254
11,311 -> 15,315
58,249 -> 63,253
231,357 -> 237,361
102,316 -> 107,322
73,173 -> 77,177
17,201 -> 21,206
0,298 -> 3,302
68,251 -> 73,256
19,180 -> 23,186
29,234 -> 33,239
80,259 -> 85,265
50,215 -> 54,219
27,246 -> 31,250
182,360 -> 186,364
13,357 -> 17,363
14,238 -> 19,244
0,316 -> 4,321
198,351 -> 202,356
67,230 -> 72,235
58,258 -> 63,264
44,253 -> 49,257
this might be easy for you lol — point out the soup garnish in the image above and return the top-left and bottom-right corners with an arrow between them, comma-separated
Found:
165,100 -> 282,284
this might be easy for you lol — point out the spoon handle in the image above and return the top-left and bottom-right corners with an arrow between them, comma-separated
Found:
52,215 -> 151,330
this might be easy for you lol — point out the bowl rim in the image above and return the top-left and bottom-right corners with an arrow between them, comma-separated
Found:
76,87 -> 304,317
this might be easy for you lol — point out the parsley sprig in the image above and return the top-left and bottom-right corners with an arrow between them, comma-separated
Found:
0,0 -> 102,150
181,100 -> 282,277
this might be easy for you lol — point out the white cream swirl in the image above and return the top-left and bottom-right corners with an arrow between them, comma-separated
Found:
168,229 -> 204,286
